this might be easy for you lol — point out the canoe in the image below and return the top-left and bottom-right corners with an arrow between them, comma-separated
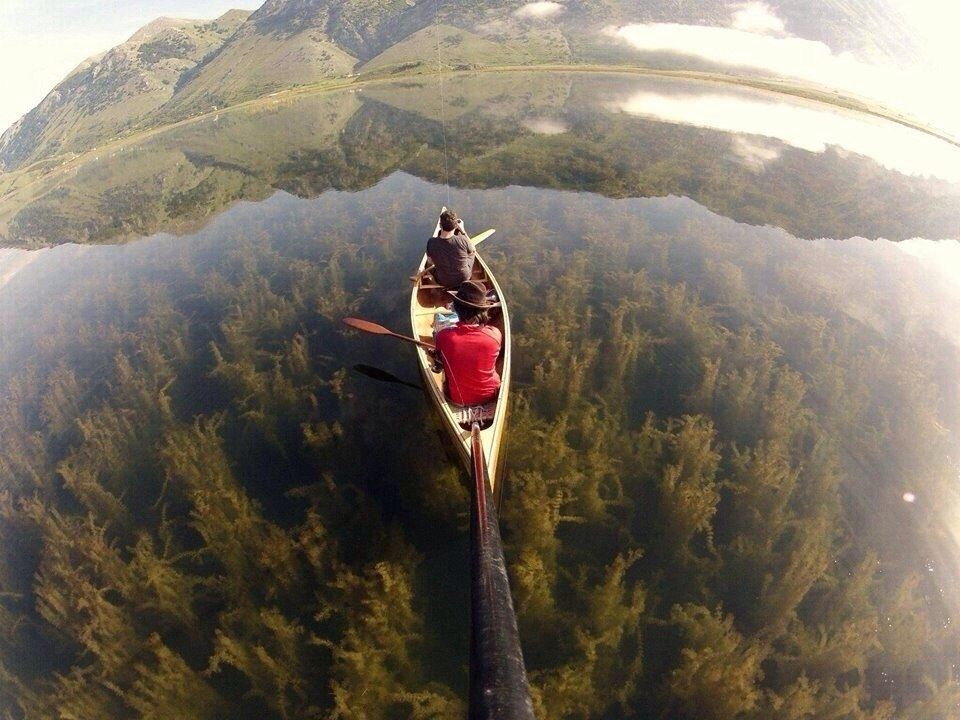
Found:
410,210 -> 511,498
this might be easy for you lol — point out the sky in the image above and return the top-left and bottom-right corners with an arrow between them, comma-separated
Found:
0,0 -> 260,133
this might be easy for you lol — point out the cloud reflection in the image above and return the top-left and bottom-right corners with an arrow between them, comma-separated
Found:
609,88 -> 960,183
522,117 -> 569,135
514,1 -> 564,20
893,238 -> 960,345
607,23 -> 857,80
898,238 -> 960,292
730,136 -> 781,170
0,247 -> 47,288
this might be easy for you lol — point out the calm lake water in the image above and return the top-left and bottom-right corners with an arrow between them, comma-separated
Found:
1,72 -> 958,719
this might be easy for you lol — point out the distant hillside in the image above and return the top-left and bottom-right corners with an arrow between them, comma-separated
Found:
360,24 -> 570,75
161,0 -> 629,117
0,10 -> 250,172
0,0 -> 920,173
163,4 -> 357,118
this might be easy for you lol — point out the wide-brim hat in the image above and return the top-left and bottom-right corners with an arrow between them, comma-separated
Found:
447,279 -> 501,309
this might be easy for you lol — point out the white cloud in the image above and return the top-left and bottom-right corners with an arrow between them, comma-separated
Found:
888,0 -> 960,68
730,136 -> 781,170
730,2 -> 785,35
608,88 -> 960,183
605,23 -> 960,141
523,118 -> 569,134
607,23 -> 852,79
514,2 -> 564,20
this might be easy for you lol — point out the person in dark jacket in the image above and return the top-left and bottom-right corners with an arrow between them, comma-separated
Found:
426,209 -> 476,288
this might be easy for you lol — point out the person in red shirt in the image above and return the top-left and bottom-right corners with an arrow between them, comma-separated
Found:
434,280 -> 502,406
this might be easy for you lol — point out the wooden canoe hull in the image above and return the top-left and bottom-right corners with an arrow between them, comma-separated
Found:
410,213 -> 511,495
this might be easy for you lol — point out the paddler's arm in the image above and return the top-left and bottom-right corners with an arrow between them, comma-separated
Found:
456,219 -> 473,246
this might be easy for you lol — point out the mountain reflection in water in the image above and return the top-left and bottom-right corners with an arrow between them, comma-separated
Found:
0,74 -> 959,719
2,72 -> 959,248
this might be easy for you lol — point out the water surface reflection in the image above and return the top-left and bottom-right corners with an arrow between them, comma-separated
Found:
1,71 -> 958,247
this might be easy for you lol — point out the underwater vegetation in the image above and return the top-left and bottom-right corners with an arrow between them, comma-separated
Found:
0,173 -> 957,717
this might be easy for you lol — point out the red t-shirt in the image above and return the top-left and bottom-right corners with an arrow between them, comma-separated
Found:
435,323 -> 502,406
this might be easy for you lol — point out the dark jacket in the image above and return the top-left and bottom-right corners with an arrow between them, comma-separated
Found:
427,233 -> 476,287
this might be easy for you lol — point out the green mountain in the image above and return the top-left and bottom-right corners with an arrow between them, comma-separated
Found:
158,0 -> 637,117
0,11 -> 250,172
162,3 -> 358,118
0,0 -> 920,173
359,23 -> 570,75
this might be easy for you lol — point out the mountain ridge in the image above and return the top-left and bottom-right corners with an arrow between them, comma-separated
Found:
127,17 -> 199,43
0,0 -> 919,173
0,9 -> 251,172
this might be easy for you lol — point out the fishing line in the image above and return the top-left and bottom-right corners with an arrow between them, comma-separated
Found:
434,0 -> 451,207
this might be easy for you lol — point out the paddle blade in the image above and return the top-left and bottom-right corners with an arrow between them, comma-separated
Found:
353,364 -> 421,390
472,228 -> 496,246
342,317 -> 392,335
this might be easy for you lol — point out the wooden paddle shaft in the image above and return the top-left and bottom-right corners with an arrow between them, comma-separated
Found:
342,317 -> 435,350
469,425 -> 535,720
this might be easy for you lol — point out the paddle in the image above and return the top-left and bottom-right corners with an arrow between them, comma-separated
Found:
468,227 -> 496,246
342,317 -> 435,350
353,364 -> 421,390
468,422 -> 535,718
411,228 -> 496,283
